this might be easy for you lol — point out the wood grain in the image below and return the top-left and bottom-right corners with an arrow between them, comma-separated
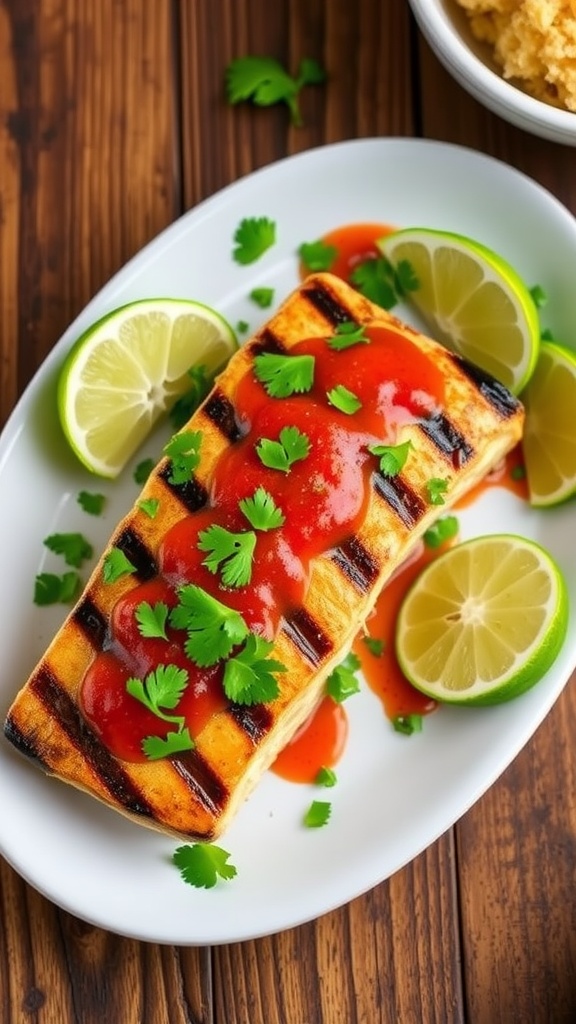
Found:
0,1 -> 575,1021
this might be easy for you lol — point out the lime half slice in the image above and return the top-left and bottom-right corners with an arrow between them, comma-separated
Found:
522,341 -> 576,507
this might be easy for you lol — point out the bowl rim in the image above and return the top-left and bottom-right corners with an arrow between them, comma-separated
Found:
409,0 -> 576,138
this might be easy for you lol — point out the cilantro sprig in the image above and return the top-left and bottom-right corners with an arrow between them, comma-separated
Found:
77,491 -> 106,516
351,255 -> 419,309
327,321 -> 369,351
135,601 -> 169,640
239,487 -> 285,531
34,571 -> 81,606
173,842 -> 237,889
299,239 -> 337,273
254,351 -> 314,398
169,585 -> 249,667
102,547 -> 137,583
225,55 -> 325,126
223,634 -> 286,705
169,366 -> 212,431
163,430 -> 202,485
126,664 -> 195,760
198,525 -> 257,587
326,652 -> 361,703
369,440 -> 413,477
43,532 -> 93,568
256,425 -> 310,473
249,287 -> 275,309
423,514 -> 459,549
327,384 -> 362,415
426,477 -> 449,506
232,217 -> 276,265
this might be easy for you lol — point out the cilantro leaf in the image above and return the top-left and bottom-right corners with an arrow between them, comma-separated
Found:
394,258 -> 420,296
137,497 -> 160,519
232,216 -> 276,265
236,320 -> 250,334
102,548 -> 137,583
77,491 -> 105,516
315,766 -> 337,788
423,514 -> 459,549
142,727 -> 195,760
134,458 -> 155,485
34,571 -> 81,606
225,55 -> 325,127
135,601 -> 169,640
299,239 -> 337,273
256,425 -> 310,473
126,664 -> 189,723
164,430 -> 202,485
426,477 -> 449,506
369,440 -> 413,477
43,532 -> 93,568
326,652 -> 361,703
169,585 -> 249,667
350,257 -> 398,309
239,487 -> 285,531
249,287 -> 275,309
362,635 -> 385,657
254,352 -> 314,398
169,366 -> 212,431
304,800 -> 332,828
327,321 -> 369,351
198,525 -> 256,587
223,634 -> 286,705
392,713 -> 423,736
173,842 -> 237,889
326,384 -> 362,415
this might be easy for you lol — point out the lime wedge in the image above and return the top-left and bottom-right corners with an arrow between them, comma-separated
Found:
395,535 -> 568,706
57,298 -> 237,478
378,228 -> 540,394
521,341 -> 576,507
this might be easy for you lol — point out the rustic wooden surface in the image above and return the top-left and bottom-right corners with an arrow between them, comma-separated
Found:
1,1 -> 575,1021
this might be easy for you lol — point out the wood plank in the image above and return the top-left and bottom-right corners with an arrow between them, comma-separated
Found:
0,2 -> 213,1021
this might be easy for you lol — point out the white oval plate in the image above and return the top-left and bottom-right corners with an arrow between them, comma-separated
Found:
0,138 -> 575,946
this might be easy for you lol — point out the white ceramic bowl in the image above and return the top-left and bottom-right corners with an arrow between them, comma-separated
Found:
409,0 -> 576,146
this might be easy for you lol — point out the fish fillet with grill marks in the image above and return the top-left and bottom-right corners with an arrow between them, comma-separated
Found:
4,272 -> 524,840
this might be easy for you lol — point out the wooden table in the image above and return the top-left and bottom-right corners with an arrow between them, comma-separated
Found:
1,2 -> 575,1022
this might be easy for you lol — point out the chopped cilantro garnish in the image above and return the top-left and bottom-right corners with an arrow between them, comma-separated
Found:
163,430 -> 202,485
239,487 -> 285,531
315,766 -> 337,788
256,425 -> 310,473
326,652 -> 361,703
530,284 -> 548,309
102,547 -> 137,583
225,55 -> 325,127
126,664 -> 194,760
135,601 -> 169,640
169,585 -> 249,667
299,239 -> 337,273
169,366 -> 212,431
43,532 -> 93,568
223,634 -> 286,706
327,384 -> 362,415
426,477 -> 449,506
541,328 -> 555,341
137,497 -> 160,519
249,287 -> 275,308
392,713 -> 423,736
369,440 -> 413,477
327,321 -> 369,351
173,842 -> 237,889
142,728 -> 195,761
362,635 -> 385,657
236,320 -> 250,334
423,514 -> 459,549
254,351 -> 314,398
304,800 -> 331,828
134,458 -> 155,485
232,216 -> 276,265
77,490 -> 105,516
34,571 -> 81,606
198,524 -> 257,587
350,257 -> 398,309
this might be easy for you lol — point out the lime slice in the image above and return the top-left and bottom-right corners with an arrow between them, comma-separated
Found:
395,535 -> 568,706
58,298 -> 237,478
521,341 -> 576,507
378,228 -> 540,394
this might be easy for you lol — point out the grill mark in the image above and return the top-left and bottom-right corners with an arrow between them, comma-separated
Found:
159,465 -> 209,513
73,596 -> 108,650
202,389 -> 242,442
419,412 -> 474,467
171,749 -> 228,816
330,535 -> 380,592
454,355 -> 523,418
228,703 -> 273,745
4,715 -> 48,770
115,526 -> 157,581
282,608 -> 332,666
303,283 -> 356,327
251,328 -> 288,355
29,667 -> 154,817
372,472 -> 426,527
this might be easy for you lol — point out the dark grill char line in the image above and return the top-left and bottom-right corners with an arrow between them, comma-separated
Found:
454,353 -> 523,418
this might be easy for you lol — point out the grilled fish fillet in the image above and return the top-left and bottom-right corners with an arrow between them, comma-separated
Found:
4,273 -> 524,840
